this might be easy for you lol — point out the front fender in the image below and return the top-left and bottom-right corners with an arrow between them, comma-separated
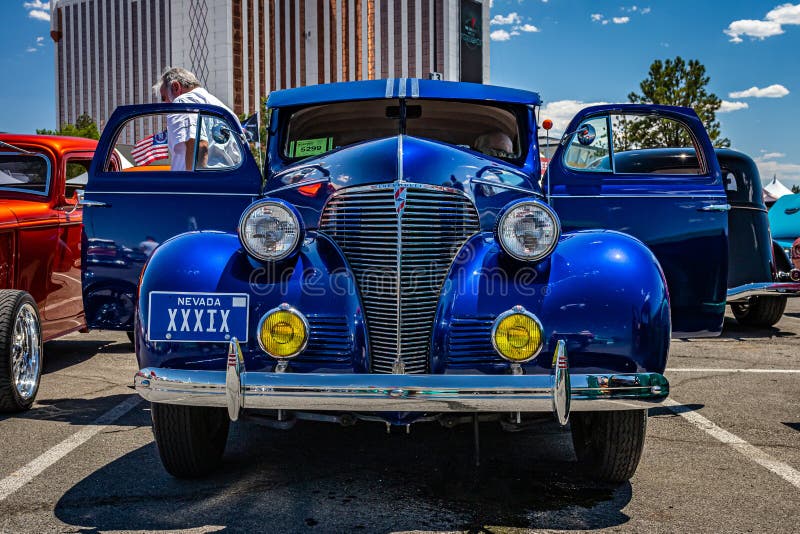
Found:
137,231 -> 368,372
432,230 -> 671,374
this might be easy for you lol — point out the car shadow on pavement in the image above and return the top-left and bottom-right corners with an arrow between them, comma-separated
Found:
54,417 -> 634,532
42,338 -> 129,374
719,317 -> 796,339
0,394 -> 140,426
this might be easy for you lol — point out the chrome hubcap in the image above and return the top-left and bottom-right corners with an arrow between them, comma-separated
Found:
11,303 -> 40,400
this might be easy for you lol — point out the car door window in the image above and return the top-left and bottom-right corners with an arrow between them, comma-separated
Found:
0,153 -> 50,195
64,157 -> 91,200
611,114 -> 702,175
105,113 -> 244,173
563,116 -> 611,172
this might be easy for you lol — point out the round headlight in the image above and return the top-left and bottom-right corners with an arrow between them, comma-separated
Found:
239,200 -> 303,261
497,201 -> 560,261
258,305 -> 309,359
491,307 -> 544,363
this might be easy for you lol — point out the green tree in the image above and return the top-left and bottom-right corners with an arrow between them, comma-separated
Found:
792,184 -> 800,194
37,113 -> 100,140
626,57 -> 730,148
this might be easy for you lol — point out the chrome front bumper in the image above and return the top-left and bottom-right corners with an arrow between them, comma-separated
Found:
134,339 -> 669,425
727,281 -> 800,302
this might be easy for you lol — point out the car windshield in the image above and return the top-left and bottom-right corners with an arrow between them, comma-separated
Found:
283,99 -> 524,162
0,153 -> 49,196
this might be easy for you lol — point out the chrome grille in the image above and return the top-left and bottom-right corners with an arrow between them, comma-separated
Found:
319,184 -> 480,373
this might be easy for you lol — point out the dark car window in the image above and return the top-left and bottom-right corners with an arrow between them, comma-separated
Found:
284,99 -> 523,162
0,153 -> 50,195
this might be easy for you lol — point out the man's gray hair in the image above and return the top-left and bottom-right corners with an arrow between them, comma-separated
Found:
153,67 -> 201,97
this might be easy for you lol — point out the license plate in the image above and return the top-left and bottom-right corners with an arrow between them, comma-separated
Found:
147,292 -> 249,343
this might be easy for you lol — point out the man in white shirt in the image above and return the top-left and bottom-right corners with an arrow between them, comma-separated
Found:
153,67 -> 241,171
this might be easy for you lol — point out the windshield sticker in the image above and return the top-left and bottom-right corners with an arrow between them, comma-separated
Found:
289,137 -> 333,158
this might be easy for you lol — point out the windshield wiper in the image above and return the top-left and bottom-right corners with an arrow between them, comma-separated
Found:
0,140 -> 34,155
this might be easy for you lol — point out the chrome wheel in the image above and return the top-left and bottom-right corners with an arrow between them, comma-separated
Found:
11,303 -> 40,400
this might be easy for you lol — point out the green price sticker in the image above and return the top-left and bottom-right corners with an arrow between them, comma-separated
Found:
289,137 -> 333,158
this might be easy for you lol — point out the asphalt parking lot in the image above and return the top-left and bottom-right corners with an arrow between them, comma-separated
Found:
0,302 -> 798,533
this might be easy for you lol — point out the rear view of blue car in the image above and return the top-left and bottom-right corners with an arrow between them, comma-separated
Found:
82,79 -> 748,483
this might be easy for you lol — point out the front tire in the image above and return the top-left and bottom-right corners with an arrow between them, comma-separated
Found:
570,410 -> 647,482
0,291 -> 43,413
151,403 -> 230,478
731,296 -> 787,327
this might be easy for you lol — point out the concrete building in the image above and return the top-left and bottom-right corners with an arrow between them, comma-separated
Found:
51,0 -> 490,134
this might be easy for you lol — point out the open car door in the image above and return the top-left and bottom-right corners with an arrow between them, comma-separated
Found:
82,103 -> 262,331
545,104 -> 728,337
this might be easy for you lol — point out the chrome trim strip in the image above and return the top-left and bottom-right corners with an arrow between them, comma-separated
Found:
727,282 -> 800,302
87,191 -> 256,196
550,194 -> 729,200
385,78 -> 394,98
397,77 -> 407,98
471,177 -> 540,196
135,366 -> 670,413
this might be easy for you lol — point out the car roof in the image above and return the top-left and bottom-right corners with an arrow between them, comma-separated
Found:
266,78 -> 542,108
0,133 -> 99,156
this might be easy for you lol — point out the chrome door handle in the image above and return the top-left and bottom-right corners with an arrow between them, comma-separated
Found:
697,204 -> 730,212
80,199 -> 110,208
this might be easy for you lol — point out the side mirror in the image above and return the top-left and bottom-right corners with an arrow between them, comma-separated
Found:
211,123 -> 232,144
577,123 -> 596,146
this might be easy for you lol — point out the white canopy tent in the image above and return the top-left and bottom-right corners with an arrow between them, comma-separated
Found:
763,175 -> 793,205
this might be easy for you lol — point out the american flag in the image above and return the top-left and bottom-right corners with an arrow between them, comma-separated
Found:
132,130 -> 169,166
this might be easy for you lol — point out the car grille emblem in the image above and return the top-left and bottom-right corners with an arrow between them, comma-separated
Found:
394,182 -> 407,216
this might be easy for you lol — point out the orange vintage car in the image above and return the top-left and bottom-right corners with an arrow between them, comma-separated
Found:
0,134 -> 102,412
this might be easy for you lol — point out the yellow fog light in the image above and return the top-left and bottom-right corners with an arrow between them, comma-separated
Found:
258,305 -> 309,358
491,307 -> 544,363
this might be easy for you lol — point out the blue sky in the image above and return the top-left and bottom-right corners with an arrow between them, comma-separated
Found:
1,0 -> 798,188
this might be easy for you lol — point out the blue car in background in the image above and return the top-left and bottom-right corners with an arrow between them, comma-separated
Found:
80,79 -> 782,482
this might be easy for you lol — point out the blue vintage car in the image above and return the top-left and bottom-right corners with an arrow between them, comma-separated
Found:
83,79 -> 770,482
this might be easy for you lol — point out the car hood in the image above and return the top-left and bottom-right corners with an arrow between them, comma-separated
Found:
265,135 -> 542,231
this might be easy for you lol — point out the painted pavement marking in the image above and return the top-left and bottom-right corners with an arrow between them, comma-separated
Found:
664,399 -> 800,490
666,368 -> 800,373
0,395 -> 142,502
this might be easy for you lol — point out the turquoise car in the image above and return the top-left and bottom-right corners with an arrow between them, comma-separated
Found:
769,193 -> 800,259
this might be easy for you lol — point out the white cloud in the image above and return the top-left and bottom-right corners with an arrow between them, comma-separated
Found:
641,7 -> 651,14
718,100 -> 749,112
26,47 -> 37,53
591,13 -> 604,22
724,19 -> 783,42
27,9 -> 50,21
766,2 -> 800,24
613,16 -> 630,24
725,3 -> 800,42
23,1 -> 50,9
539,100 -> 612,135
754,156 -> 800,190
762,152 -> 786,159
515,23 -> 540,33
729,84 -> 790,98
490,29 -> 512,41
491,12 -> 521,25
602,20 -> 609,25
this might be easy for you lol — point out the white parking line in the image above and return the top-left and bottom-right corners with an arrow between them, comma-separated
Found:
664,399 -> 800,490
0,395 -> 142,502
666,368 -> 800,373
